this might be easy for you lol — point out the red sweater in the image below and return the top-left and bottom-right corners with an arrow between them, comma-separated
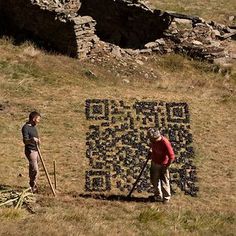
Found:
150,136 -> 175,165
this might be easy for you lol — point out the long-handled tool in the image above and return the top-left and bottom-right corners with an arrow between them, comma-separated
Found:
53,160 -> 57,190
127,152 -> 151,198
36,144 -> 56,197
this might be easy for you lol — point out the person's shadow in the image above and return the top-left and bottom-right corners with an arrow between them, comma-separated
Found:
0,184 -> 26,191
79,193 -> 159,203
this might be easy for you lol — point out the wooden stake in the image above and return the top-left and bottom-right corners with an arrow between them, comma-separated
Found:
53,160 -> 57,190
36,144 -> 56,197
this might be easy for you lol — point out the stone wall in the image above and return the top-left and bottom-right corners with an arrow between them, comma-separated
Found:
0,0 -> 76,56
32,0 -> 81,12
1,0 -> 233,62
74,16 -> 99,58
0,0 -> 97,58
78,0 -> 172,48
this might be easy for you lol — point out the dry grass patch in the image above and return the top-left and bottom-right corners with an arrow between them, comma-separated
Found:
0,208 -> 25,220
0,33 -> 235,235
150,0 -> 236,24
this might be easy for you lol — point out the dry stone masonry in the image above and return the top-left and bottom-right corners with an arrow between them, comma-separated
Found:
0,0 -> 235,62
31,0 -> 80,12
78,0 -> 172,48
142,13 -> 236,63
0,0 -> 98,59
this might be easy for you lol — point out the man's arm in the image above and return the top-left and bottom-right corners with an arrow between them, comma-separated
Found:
165,139 -> 175,167
148,142 -> 153,158
23,137 -> 39,145
22,126 -> 39,145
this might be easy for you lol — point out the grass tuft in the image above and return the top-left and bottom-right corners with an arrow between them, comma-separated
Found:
0,209 -> 24,220
137,208 -> 164,223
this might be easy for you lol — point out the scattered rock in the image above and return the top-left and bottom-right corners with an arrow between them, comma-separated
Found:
174,18 -> 193,28
192,40 -> 203,45
140,49 -> 152,54
135,59 -> 144,65
124,49 -> 140,56
0,0 -> 235,65
144,42 -> 158,49
155,38 -> 166,45
230,53 -> 236,59
212,29 -> 221,38
111,46 -> 122,58
228,16 -> 235,22
122,79 -> 130,84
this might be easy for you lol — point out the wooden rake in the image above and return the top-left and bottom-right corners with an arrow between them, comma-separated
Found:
127,152 -> 151,198
36,144 -> 56,197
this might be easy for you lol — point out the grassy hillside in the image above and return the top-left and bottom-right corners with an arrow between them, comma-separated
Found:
150,0 -> 236,24
0,30 -> 235,236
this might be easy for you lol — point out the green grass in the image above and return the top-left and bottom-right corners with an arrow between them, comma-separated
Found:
135,208 -> 235,235
0,209 -> 24,220
0,27 -> 235,236
150,0 -> 236,24
137,208 -> 164,223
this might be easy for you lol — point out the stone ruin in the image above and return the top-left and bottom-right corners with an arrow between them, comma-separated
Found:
0,0 -> 98,58
0,0 -> 235,63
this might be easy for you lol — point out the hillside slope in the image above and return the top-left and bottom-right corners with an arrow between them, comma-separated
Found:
150,0 -> 236,25
0,35 -> 235,235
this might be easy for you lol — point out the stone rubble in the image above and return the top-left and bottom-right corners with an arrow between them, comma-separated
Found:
141,15 -> 236,64
0,0 -> 235,65
31,0 -> 80,12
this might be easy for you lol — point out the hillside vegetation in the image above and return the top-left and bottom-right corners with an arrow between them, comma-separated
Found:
0,1 -> 236,234
151,0 -> 236,25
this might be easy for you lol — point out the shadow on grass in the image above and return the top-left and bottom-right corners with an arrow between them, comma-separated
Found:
0,184 -> 14,191
0,184 -> 28,192
79,193 -> 159,203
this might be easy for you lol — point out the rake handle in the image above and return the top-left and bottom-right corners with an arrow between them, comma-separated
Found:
36,144 -> 56,197
127,154 -> 151,198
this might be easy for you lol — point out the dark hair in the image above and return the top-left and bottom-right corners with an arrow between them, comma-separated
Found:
29,111 -> 41,121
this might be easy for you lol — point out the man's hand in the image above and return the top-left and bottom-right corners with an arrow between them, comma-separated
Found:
162,165 -> 168,172
148,150 -> 152,158
162,163 -> 172,172
32,137 -> 40,144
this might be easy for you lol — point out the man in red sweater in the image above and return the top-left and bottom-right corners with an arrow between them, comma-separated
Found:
148,128 -> 175,204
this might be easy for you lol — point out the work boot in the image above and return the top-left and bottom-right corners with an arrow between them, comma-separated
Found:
31,185 -> 38,194
149,195 -> 163,202
154,195 -> 163,202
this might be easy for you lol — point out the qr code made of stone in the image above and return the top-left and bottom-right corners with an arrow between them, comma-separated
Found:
85,99 -> 199,197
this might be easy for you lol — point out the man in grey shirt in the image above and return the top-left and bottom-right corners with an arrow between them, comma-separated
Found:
21,111 -> 41,193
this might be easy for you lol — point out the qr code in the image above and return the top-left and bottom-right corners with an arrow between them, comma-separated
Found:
85,99 -> 198,196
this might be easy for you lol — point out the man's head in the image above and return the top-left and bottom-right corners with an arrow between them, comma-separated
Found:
147,128 -> 162,142
29,111 -> 41,126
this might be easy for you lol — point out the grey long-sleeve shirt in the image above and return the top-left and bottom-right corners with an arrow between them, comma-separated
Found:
21,123 -> 39,151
